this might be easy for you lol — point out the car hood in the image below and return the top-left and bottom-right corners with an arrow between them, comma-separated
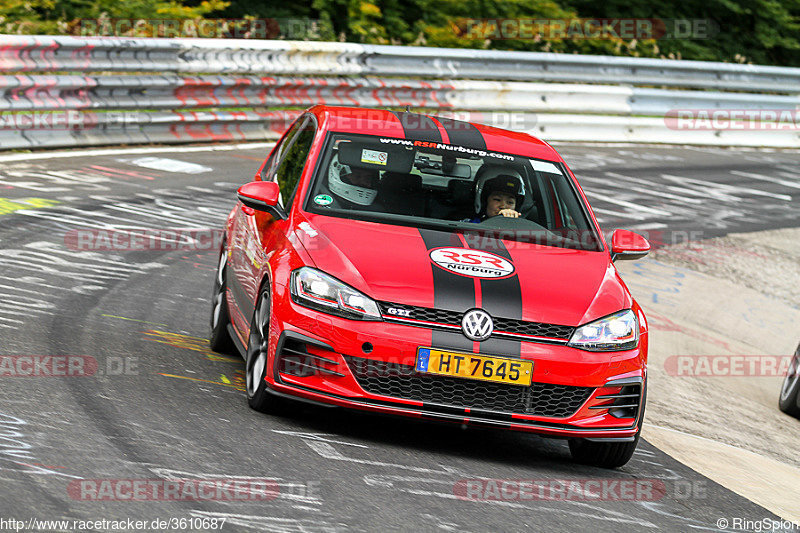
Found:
296,214 -> 631,326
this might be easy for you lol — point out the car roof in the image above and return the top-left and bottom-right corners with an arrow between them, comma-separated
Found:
307,105 -> 564,163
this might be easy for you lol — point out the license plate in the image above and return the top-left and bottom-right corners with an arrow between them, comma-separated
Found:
415,347 -> 533,386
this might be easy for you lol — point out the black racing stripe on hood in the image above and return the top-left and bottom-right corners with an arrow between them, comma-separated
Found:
435,116 -> 487,150
393,112 -> 442,143
467,238 -> 523,358
419,228 -> 474,352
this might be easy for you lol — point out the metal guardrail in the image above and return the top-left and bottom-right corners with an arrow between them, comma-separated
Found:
4,75 -> 800,116
1,35 -> 799,149
5,36 -> 800,91
0,75 -> 458,111
0,109 -> 300,149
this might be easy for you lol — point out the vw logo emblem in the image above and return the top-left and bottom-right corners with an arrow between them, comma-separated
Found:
462,309 -> 493,341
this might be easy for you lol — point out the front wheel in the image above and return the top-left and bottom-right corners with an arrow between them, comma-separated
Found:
245,286 -> 280,413
779,345 -> 800,417
568,433 -> 640,469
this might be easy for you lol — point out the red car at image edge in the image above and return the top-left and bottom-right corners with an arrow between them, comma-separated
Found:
210,105 -> 651,468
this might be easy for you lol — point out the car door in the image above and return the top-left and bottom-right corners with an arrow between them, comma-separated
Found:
229,115 -> 318,337
227,116 -> 306,336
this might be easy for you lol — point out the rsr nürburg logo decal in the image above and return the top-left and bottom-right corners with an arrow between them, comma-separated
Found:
429,247 -> 515,279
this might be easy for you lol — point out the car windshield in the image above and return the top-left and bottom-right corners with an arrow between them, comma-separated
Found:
304,132 -> 603,251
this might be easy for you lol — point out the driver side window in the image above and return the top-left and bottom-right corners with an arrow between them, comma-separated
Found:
262,116 -> 316,208
275,120 -> 316,208
262,118 -> 304,182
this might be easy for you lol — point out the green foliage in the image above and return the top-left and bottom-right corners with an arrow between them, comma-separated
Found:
1,0 -> 229,36
563,0 -> 800,65
1,0 -> 798,66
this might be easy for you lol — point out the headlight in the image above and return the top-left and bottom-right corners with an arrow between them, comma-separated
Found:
290,267 -> 381,321
568,309 -> 638,351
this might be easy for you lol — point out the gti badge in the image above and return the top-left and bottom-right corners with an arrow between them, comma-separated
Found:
462,309 -> 494,341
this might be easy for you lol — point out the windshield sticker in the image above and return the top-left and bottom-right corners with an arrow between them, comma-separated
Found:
361,149 -> 388,166
529,159 -> 561,174
379,138 -> 515,162
313,194 -> 333,206
429,247 -> 515,279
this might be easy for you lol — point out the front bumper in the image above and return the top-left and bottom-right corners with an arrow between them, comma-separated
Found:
266,283 -> 647,440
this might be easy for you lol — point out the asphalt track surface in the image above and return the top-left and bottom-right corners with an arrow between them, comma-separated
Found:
1,143 -> 799,532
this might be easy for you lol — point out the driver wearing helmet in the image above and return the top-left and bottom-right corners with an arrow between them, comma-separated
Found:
328,153 -> 381,209
466,168 -> 525,223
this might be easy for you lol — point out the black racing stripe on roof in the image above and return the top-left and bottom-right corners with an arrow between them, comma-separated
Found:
393,111 -> 442,143
435,116 -> 487,150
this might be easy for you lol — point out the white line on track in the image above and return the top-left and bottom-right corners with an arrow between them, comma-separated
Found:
629,222 -> 669,230
731,170 -> 800,190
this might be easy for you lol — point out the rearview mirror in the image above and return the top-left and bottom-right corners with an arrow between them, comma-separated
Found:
610,229 -> 650,261
237,181 -> 287,220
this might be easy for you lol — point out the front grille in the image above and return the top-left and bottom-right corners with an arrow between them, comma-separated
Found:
492,317 -> 574,340
378,302 -> 574,341
345,356 -> 593,418
379,303 -> 462,325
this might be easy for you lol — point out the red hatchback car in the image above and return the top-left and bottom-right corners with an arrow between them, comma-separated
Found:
210,106 -> 651,468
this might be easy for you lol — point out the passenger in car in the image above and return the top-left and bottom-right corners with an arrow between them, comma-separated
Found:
465,174 -> 524,223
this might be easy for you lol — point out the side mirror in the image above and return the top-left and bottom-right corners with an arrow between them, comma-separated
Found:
237,181 -> 287,220
610,229 -> 650,262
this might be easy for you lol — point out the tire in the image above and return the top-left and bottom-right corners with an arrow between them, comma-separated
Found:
779,345 -> 800,418
568,432 -> 640,469
209,245 -> 235,354
568,382 -> 647,469
245,286 -> 281,413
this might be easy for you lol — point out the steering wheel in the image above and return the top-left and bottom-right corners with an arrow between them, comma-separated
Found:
480,214 -> 546,231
